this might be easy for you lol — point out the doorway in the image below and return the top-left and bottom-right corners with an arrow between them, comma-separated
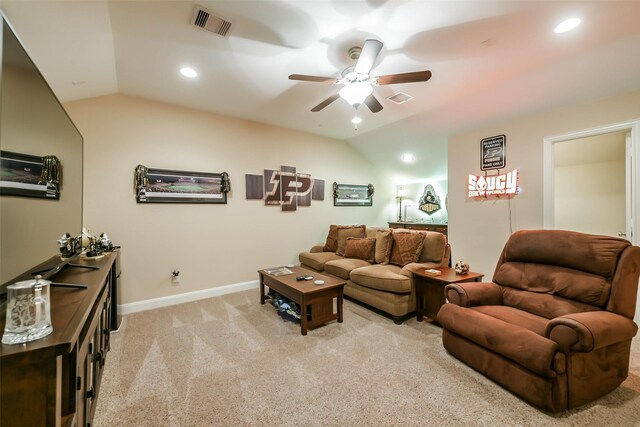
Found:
553,131 -> 627,238
543,119 -> 639,322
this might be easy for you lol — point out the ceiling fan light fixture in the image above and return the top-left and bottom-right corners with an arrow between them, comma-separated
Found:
402,153 -> 415,163
351,116 -> 362,124
180,67 -> 198,78
554,18 -> 581,34
339,82 -> 373,106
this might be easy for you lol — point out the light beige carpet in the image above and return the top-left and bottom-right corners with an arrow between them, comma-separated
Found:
94,290 -> 640,426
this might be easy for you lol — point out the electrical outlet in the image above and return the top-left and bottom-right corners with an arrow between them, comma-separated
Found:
171,270 -> 180,285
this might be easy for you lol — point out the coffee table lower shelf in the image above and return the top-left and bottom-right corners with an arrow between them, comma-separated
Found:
259,266 -> 345,335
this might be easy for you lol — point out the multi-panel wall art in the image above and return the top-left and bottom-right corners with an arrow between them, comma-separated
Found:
245,165 -> 324,211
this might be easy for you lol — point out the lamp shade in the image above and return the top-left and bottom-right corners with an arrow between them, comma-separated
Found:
339,82 -> 373,106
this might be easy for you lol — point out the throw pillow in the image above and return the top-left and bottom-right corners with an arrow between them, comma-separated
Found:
419,231 -> 447,263
343,237 -> 375,263
374,230 -> 393,264
323,224 -> 339,252
336,225 -> 366,256
389,232 -> 424,266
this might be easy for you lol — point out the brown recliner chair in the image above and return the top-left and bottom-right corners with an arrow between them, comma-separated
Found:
438,230 -> 640,412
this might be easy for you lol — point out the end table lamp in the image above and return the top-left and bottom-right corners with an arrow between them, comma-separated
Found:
397,187 -> 406,222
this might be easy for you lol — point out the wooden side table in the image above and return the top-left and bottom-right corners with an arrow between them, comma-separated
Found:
413,267 -> 484,322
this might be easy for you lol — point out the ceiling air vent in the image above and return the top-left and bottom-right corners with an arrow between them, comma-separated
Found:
191,5 -> 232,38
387,92 -> 414,105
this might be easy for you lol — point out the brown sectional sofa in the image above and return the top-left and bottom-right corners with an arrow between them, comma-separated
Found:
299,225 -> 450,323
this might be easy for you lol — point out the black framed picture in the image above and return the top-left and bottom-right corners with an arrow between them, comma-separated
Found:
0,150 -> 61,199
332,182 -> 374,206
134,166 -> 230,203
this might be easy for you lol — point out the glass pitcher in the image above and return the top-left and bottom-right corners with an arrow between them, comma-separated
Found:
2,275 -> 53,344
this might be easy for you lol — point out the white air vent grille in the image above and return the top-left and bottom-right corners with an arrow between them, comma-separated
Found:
387,92 -> 414,105
191,6 -> 232,38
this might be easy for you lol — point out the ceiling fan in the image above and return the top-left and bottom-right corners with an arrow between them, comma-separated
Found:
289,39 -> 432,113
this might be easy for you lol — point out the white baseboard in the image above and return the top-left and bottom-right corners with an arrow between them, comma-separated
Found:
119,279 -> 259,315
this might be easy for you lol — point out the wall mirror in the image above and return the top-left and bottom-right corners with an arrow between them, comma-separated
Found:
1,15 -> 83,285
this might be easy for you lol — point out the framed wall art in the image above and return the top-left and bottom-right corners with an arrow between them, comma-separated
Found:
0,150 -> 61,199
244,165 -> 324,212
332,182 -> 374,206
134,165 -> 230,204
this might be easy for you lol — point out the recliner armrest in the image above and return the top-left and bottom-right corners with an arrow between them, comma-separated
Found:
545,311 -> 638,353
444,282 -> 503,308
309,244 -> 325,253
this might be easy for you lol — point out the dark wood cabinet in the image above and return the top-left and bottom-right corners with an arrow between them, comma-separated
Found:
388,221 -> 448,236
1,252 -> 118,427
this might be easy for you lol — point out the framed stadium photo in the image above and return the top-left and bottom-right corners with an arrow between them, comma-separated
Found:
332,182 -> 374,207
134,166 -> 230,204
0,150 -> 61,199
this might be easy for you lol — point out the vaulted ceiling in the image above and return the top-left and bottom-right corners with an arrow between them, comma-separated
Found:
2,0 -> 640,182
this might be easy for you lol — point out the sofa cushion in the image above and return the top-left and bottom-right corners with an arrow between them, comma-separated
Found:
389,231 -> 424,266
336,226 -> 366,256
501,288 -> 602,319
299,251 -> 343,272
343,237 -> 375,263
471,305 -> 548,336
366,226 -> 389,239
323,224 -> 365,252
438,304 -> 561,378
418,231 -> 447,263
500,230 -> 630,279
495,262 -> 611,307
374,230 -> 393,264
350,264 -> 411,293
325,258 -> 372,280
344,281 -> 414,317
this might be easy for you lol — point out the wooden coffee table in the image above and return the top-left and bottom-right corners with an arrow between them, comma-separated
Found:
413,267 -> 484,322
258,266 -> 345,335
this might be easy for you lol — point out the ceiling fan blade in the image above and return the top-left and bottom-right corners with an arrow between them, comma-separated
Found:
311,93 -> 341,112
364,94 -> 383,113
289,74 -> 339,84
354,39 -> 383,75
376,70 -> 432,85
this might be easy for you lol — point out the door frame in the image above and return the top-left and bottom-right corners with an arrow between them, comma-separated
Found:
543,119 -> 639,245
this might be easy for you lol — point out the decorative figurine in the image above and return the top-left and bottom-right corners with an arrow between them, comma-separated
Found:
99,233 -> 113,251
454,261 -> 470,275
57,233 -> 81,259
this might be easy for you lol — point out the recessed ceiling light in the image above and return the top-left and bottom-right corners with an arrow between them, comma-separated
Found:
180,67 -> 198,78
402,153 -> 415,163
554,18 -> 581,34
351,117 -> 362,124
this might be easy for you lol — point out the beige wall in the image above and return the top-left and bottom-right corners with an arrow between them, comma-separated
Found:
448,90 -> 640,277
555,159 -> 625,236
65,94 -> 389,304
396,180 -> 448,224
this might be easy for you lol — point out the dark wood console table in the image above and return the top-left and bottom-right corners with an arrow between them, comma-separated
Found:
1,251 -> 119,427
388,221 -> 448,236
